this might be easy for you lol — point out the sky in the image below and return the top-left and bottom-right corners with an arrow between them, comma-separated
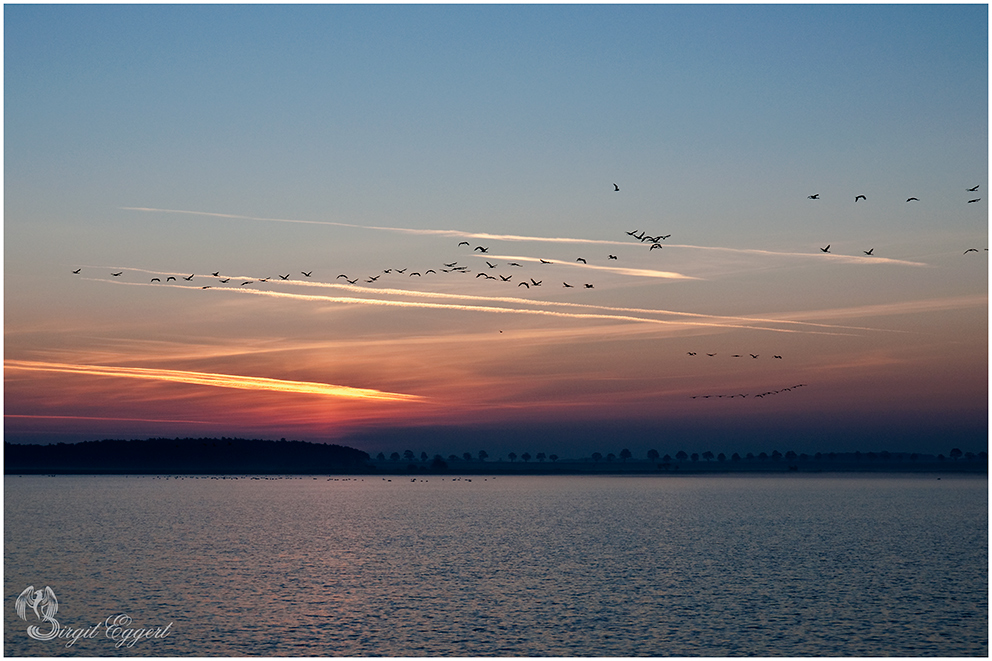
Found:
4,4 -> 988,459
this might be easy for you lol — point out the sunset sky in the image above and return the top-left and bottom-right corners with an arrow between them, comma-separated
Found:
4,4 -> 988,458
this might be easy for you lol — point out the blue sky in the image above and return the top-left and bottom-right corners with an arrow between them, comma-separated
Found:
4,4 -> 987,457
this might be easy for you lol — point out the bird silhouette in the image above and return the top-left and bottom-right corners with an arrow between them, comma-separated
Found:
509,262 -> 522,267
576,258 -> 586,264
219,278 -> 230,283
474,246 -> 489,252
72,268 -> 81,274
968,185 -> 980,191
485,261 -> 497,268
150,278 -> 160,282
396,268 -> 407,273
211,272 -> 220,277
499,275 -> 512,282
584,283 -> 594,288
707,353 -> 716,357
383,269 -> 392,274
687,352 -> 696,356
613,183 -> 620,191
425,269 -> 436,274
539,259 -> 553,264
774,355 -> 783,359
855,195 -> 866,202
518,281 -> 529,288
346,278 -> 358,284
968,198 -> 981,203
409,272 -> 421,277
201,286 -> 211,289
649,243 -> 662,250
563,282 -> 573,288
659,234 -> 671,240
906,197 -> 919,202
111,272 -> 123,277
626,230 -> 639,236
608,255 -> 617,260
864,248 -> 874,255
820,245 -> 831,253
808,194 -> 819,199
301,271 -> 312,277
367,275 -> 380,282
964,248 -> 979,254
241,281 -> 253,286
279,274 -> 290,279
166,276 -> 176,281
182,274 -> 194,280
530,279 -> 542,286
750,354 -> 759,359
458,241 -> 470,246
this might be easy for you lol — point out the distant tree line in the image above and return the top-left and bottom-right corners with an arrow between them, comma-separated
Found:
5,438 -> 370,474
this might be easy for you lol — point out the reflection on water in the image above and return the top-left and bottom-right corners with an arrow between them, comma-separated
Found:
4,474 -> 987,656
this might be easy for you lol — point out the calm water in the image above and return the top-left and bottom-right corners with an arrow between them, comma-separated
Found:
4,474 -> 987,656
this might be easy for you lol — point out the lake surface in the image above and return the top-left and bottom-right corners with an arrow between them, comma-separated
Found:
4,474 -> 987,656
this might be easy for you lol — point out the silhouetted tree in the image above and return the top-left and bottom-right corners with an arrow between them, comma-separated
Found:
508,452 -> 518,462
950,448 -> 963,460
691,453 -> 699,462
463,452 -> 472,461
647,449 -> 660,461
606,453 -> 616,462
662,454 -> 672,462
521,452 -> 531,462
717,453 -> 726,462
620,449 -> 632,462
478,450 -> 488,462
702,451 -> 714,461
420,452 -> 428,462
676,450 -> 688,461
448,454 -> 459,462
785,450 -> 797,461
747,452 -> 755,460
549,454 -> 559,462
536,452 -> 546,462
771,450 -> 782,461
390,452 -> 401,461
376,452 -> 386,461
431,455 -> 448,470
592,452 -> 603,463
731,452 -> 741,462
403,450 -> 415,461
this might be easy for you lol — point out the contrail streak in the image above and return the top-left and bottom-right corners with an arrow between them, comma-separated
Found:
111,280 -> 858,335
5,360 -> 426,402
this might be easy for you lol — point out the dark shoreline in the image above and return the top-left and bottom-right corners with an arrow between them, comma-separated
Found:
5,438 -> 986,476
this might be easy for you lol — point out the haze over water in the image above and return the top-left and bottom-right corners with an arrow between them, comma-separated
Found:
4,474 -> 987,656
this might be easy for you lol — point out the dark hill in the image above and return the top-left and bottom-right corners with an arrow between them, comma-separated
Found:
4,438 -> 371,475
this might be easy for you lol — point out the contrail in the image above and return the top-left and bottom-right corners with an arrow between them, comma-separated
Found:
111,279 -> 858,335
120,206 -> 630,245
5,360 -> 426,402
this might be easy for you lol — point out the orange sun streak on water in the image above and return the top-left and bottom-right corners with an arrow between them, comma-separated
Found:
4,360 -> 426,402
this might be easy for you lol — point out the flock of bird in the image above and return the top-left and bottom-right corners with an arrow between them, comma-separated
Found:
690,384 -> 808,400
687,352 -> 783,360
807,185 -> 985,257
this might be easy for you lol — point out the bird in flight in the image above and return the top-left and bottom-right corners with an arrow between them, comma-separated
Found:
626,230 -> 639,236
687,352 -> 696,356
279,274 -> 290,280
508,262 -> 522,267
584,283 -> 594,288
608,254 -> 618,260
183,274 -> 194,281
518,281 -> 529,288
563,282 -> 573,288
967,198 -> 981,203
367,275 -> 380,282
774,355 -> 783,359
444,262 -> 458,268
820,245 -> 831,253
458,241 -> 470,246
808,194 -> 819,199
150,278 -> 160,282
474,246 -> 489,253
964,248 -> 980,254
485,261 -> 497,268
576,257 -> 586,264
540,259 -> 553,264
530,279 -> 542,286
706,353 -> 716,357
499,275 -> 512,282
219,278 -> 230,283
346,278 -> 358,284
72,268 -> 81,274
863,248 -> 874,256
201,286 -> 211,289
613,183 -> 620,192
211,272 -> 220,277
166,276 -> 176,282
967,185 -> 980,191
241,281 -> 253,286
855,195 -> 866,202
750,354 -> 759,359
649,243 -> 662,250
906,197 -> 919,202
111,272 -> 123,277
301,271 -> 312,277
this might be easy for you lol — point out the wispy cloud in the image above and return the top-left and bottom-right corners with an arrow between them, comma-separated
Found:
4,360 -> 426,402
5,413 -> 221,425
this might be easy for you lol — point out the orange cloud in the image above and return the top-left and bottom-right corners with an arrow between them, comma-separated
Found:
4,360 -> 426,402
